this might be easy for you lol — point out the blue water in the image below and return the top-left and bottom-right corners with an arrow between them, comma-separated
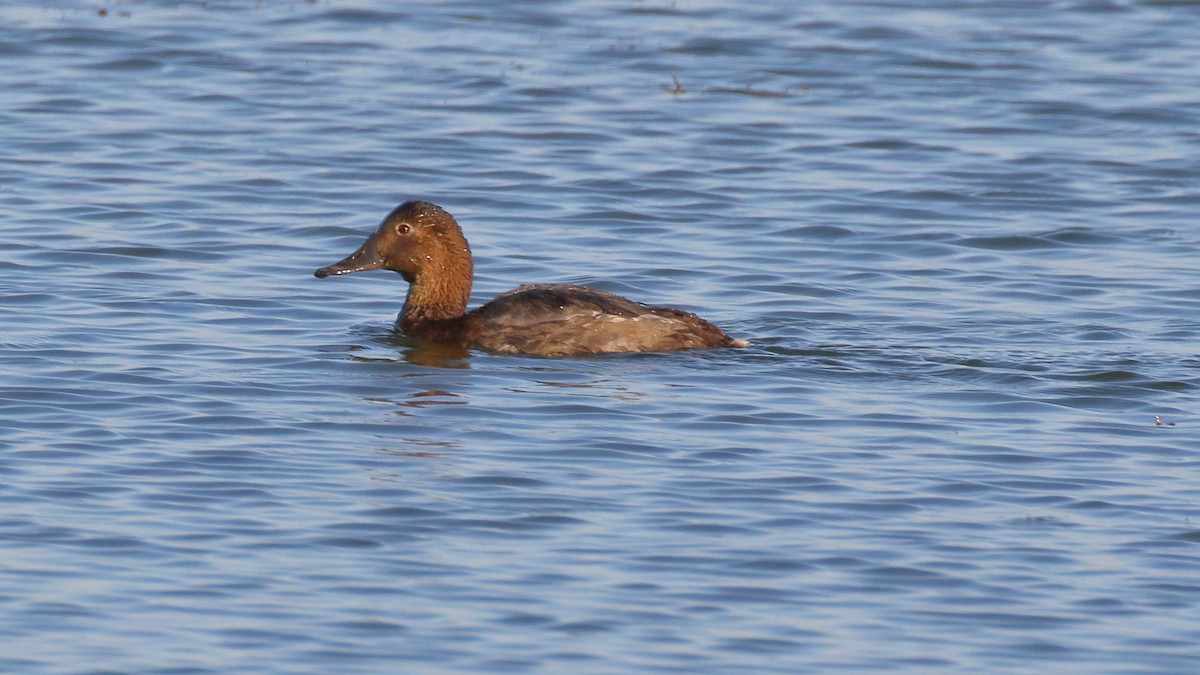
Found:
3,1 -> 1200,672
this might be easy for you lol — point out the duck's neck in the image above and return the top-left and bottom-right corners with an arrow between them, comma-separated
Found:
399,265 -> 473,337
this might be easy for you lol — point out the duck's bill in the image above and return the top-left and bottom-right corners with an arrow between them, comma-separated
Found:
314,240 -> 385,278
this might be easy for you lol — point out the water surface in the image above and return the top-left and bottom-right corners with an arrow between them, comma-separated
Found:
2,1 -> 1199,672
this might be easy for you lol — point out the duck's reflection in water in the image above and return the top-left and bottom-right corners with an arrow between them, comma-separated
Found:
345,329 -> 473,369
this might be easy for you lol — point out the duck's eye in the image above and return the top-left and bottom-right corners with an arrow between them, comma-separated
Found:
396,223 -> 411,235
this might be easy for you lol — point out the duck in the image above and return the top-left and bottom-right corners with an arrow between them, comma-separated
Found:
314,201 -> 747,356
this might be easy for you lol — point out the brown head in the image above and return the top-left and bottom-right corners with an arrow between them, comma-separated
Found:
314,201 -> 474,322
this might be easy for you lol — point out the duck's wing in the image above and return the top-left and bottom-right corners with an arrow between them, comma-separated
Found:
464,284 -> 736,356
471,284 -> 647,325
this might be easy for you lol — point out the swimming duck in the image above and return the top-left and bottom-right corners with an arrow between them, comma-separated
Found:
314,201 -> 746,356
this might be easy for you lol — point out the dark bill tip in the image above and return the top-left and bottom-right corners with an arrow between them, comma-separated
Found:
314,263 -> 369,278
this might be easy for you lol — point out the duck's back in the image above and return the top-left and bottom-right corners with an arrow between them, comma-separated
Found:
462,284 -> 740,356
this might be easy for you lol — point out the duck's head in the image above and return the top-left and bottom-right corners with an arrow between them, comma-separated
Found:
314,200 -> 472,285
